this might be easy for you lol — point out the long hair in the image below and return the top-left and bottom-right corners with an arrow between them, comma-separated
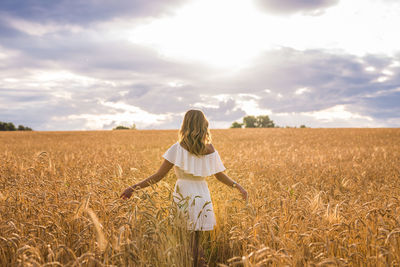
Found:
178,110 -> 212,156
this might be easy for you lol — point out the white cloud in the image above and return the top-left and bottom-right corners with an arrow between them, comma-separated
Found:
381,69 -> 394,76
295,87 -> 311,95
254,0 -> 339,15
52,100 -> 174,130
51,91 -> 72,100
362,87 -> 400,98
192,102 -> 219,109
301,105 -> 373,122
389,60 -> 400,68
0,45 -> 21,63
2,15 -> 83,36
365,66 -> 376,72
32,70 -> 98,85
197,93 -> 271,117
168,81 -> 184,87
118,90 -> 129,96
375,76 -> 389,83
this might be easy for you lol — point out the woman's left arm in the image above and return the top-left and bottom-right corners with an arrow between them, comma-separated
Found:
214,171 -> 248,201
120,159 -> 174,199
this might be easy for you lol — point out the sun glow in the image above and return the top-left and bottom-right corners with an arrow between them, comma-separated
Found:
126,0 -> 400,70
129,0 -> 273,69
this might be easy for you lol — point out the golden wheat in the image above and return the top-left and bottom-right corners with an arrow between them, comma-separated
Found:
1,128 -> 400,266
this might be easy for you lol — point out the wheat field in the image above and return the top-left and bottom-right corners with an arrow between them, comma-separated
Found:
1,128 -> 400,266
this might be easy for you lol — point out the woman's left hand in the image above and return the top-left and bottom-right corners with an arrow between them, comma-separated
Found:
237,185 -> 248,201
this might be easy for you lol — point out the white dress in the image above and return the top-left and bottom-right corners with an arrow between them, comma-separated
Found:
162,142 -> 226,231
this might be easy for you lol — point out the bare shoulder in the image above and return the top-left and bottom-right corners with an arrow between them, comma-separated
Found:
206,143 -> 215,154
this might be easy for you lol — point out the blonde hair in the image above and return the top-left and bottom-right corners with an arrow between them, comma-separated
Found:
178,110 -> 212,156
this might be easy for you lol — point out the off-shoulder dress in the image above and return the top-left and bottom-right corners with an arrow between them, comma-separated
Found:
162,142 -> 226,231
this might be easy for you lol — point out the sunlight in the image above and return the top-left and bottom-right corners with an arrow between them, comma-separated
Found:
129,0 -> 273,69
273,0 -> 400,56
127,0 -> 400,70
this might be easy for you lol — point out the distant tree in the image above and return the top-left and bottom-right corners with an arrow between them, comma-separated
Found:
6,122 -> 16,131
300,125 -> 306,128
241,115 -> 276,128
256,115 -> 275,128
0,122 -> 32,131
18,125 -> 32,131
230,121 -> 243,128
113,123 -> 137,130
113,125 -> 130,130
243,116 -> 257,128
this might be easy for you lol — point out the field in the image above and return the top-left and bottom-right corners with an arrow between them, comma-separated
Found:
1,128 -> 400,266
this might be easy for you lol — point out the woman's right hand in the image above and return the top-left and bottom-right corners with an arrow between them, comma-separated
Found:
120,186 -> 134,200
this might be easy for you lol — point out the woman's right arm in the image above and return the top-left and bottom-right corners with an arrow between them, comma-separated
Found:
214,172 -> 248,201
120,159 -> 173,199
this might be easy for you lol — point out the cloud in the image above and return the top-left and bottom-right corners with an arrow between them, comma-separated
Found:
0,0 -> 187,25
0,28 -> 220,130
3,46 -> 400,129
356,90 -> 400,120
217,48 -> 398,115
176,48 -> 400,127
196,99 -> 247,122
1,16 -> 399,130
54,100 -> 174,130
254,0 -> 340,15
271,105 -> 379,128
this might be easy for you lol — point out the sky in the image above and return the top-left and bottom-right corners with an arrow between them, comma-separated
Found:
0,0 -> 399,130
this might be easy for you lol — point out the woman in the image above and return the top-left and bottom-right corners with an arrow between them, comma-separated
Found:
120,109 -> 248,266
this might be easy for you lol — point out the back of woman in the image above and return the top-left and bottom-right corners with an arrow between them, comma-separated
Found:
163,110 -> 226,231
120,109 -> 247,266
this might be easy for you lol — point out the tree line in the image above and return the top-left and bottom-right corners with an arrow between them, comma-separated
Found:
0,121 -> 32,131
112,123 -> 136,130
231,115 -> 306,128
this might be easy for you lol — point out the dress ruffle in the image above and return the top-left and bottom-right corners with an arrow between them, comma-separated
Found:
162,142 -> 226,177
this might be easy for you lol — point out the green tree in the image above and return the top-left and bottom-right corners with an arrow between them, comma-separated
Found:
256,115 -> 275,128
113,125 -> 130,130
243,116 -> 257,128
242,115 -> 276,128
6,122 -> 16,131
300,125 -> 306,128
230,121 -> 243,128
0,121 -> 32,131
